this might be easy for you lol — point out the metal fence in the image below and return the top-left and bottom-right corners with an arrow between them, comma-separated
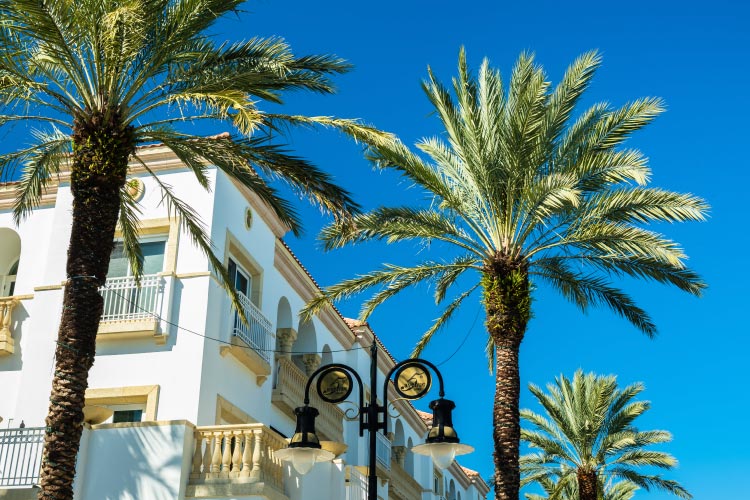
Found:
0,427 -> 44,487
232,293 -> 274,363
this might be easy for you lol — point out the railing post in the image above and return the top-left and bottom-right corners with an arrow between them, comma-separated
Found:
241,431 -> 252,478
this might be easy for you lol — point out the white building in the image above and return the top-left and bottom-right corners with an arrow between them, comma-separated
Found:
0,145 -> 490,500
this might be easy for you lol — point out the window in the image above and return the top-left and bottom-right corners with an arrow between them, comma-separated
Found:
112,409 -> 143,423
102,240 -> 166,321
108,240 -> 166,277
228,258 -> 251,299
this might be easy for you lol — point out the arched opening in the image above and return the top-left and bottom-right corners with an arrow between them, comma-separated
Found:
293,320 -> 318,375
275,297 -> 293,330
321,344 -> 333,366
0,228 -> 21,297
405,437 -> 415,475
449,479 -> 456,500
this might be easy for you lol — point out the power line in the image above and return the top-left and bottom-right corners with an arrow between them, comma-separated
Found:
435,306 -> 483,367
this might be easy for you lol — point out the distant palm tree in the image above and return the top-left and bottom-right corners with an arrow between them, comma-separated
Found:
0,1 -> 389,499
525,475 -> 638,500
303,49 -> 706,500
521,371 -> 691,500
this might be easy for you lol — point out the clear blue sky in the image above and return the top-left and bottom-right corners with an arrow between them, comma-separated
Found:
5,1 -> 748,498
218,1 -> 747,497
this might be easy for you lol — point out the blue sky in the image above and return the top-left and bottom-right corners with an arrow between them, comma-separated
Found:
218,1 -> 748,497
3,1 -> 747,497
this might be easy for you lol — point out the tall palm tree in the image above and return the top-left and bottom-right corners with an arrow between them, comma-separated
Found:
0,1 -> 389,498
303,49 -> 707,500
520,371 -> 691,500
525,475 -> 639,500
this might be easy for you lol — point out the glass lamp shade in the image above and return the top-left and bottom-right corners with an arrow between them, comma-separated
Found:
275,446 -> 335,475
275,405 -> 335,475
411,398 -> 473,469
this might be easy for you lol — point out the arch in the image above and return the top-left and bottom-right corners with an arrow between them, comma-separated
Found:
393,419 -> 405,447
275,297 -> 293,330
449,479 -> 456,500
405,437 -> 415,475
321,344 -> 333,366
295,320 -> 317,353
0,228 -> 21,297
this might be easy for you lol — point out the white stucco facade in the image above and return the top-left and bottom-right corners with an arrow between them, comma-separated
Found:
0,147 -> 489,500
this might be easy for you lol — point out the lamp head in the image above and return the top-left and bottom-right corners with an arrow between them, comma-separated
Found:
275,406 -> 335,475
412,398 -> 473,469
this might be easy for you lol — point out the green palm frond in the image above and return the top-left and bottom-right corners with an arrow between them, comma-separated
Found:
521,371 -> 691,499
118,183 -> 144,283
411,284 -> 479,357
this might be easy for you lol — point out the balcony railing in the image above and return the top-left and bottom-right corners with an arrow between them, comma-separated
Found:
0,427 -> 44,487
272,357 -> 345,443
100,274 -> 165,322
375,431 -> 391,471
189,424 -> 286,495
345,466 -> 368,500
232,294 -> 274,364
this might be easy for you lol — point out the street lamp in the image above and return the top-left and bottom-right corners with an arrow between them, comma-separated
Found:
275,343 -> 473,500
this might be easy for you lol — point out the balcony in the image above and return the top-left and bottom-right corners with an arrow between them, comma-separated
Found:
187,424 -> 287,499
272,357 -> 345,443
219,294 -> 275,385
0,427 -> 44,488
0,296 -> 19,356
98,274 -> 169,344
345,466 -> 368,500
375,431 -> 391,471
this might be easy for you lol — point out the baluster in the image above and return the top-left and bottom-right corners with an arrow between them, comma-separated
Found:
251,429 -> 262,480
231,431 -> 242,474
221,433 -> 232,473
210,433 -> 222,473
241,430 -> 252,477
202,433 -> 212,474
192,432 -> 203,474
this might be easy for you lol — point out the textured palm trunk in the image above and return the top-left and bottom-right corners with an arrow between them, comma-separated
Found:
577,469 -> 598,500
38,108 -> 135,500
483,256 -> 531,500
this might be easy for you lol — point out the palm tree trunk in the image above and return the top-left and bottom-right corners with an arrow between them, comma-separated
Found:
577,469 -> 598,500
483,256 -> 531,500
38,109 -> 135,500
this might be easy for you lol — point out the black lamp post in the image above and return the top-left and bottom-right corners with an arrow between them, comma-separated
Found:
275,343 -> 472,500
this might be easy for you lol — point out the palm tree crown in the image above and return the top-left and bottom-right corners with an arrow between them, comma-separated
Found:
521,370 -> 691,499
525,475 -> 639,500
0,2 -> 389,499
304,49 -> 706,500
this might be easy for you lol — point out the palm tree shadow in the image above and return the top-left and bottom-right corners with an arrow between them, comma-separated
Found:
77,423 -> 190,499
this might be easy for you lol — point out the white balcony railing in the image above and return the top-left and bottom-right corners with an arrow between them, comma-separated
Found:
232,294 -> 274,364
0,427 -> 44,487
375,431 -> 391,471
346,466 -> 368,500
100,274 -> 165,322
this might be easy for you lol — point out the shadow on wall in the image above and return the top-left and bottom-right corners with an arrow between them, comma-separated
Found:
78,422 -> 189,500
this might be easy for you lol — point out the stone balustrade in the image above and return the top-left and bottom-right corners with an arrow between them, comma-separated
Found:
389,461 -> 424,500
273,356 -> 345,443
0,297 -> 18,356
189,424 -> 286,492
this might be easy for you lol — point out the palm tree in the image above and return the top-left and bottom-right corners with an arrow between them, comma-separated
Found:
303,49 -> 707,500
0,1 -> 389,498
520,371 -> 691,500
525,475 -> 638,500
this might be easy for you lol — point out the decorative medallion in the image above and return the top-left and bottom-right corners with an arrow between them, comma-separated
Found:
394,362 -> 432,400
317,367 -> 353,404
244,207 -> 253,230
125,178 -> 144,201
